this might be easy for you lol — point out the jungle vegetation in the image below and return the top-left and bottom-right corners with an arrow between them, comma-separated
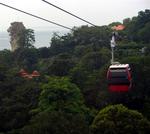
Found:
0,9 -> 150,134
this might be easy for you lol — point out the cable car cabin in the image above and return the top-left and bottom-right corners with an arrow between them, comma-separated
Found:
107,64 -> 132,92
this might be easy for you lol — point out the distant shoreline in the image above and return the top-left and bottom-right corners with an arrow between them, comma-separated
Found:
0,30 -> 68,50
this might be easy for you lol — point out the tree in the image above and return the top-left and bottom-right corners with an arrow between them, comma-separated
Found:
69,65 -> 89,89
137,9 -> 150,28
20,77 -> 91,134
108,22 -> 122,27
79,51 -> 109,72
125,9 -> 150,42
47,53 -> 75,76
72,25 -> 111,48
123,18 -> 131,26
0,50 -> 14,69
19,29 -> 35,48
91,104 -> 150,134
137,22 -> 150,43
0,71 -> 40,133
38,76 -> 87,114
121,56 -> 150,98
12,48 -> 39,70
38,47 -> 51,58
21,111 -> 89,134
50,32 -> 75,55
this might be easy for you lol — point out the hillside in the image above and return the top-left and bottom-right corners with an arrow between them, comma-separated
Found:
0,9 -> 150,134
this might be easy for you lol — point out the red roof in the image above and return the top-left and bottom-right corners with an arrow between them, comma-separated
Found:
19,69 -> 40,79
31,70 -> 40,77
19,69 -> 29,77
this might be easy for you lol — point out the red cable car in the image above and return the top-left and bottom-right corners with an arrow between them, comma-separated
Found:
107,64 -> 132,92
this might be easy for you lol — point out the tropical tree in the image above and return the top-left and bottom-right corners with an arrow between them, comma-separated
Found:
125,9 -> 150,42
0,73 -> 40,133
21,76 -> 91,134
21,111 -> 89,134
91,104 -> 150,134
19,29 -> 35,48
38,76 -> 87,113
47,53 -> 75,76
72,25 -> 111,48
12,48 -> 39,70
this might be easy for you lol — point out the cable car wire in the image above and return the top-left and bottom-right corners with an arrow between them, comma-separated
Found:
0,2 -> 72,30
42,0 -> 97,27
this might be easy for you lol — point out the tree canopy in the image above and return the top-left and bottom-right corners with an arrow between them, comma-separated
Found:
91,104 -> 150,134
0,9 -> 150,134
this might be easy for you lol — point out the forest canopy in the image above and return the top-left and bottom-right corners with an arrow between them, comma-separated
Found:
0,9 -> 150,134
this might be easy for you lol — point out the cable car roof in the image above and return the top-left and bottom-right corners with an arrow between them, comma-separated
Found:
109,64 -> 129,69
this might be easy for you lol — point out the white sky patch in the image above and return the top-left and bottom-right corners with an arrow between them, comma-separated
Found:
0,0 -> 149,32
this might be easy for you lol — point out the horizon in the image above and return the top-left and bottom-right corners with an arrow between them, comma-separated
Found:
0,30 -> 69,50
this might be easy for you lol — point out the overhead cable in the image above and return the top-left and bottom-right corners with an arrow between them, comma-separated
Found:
42,0 -> 97,27
0,2 -> 72,30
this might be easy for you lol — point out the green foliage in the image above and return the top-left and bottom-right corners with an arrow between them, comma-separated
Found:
21,111 -> 89,134
137,22 -> 150,43
72,25 -> 111,47
0,50 -> 14,67
123,18 -> 131,26
74,45 -> 87,57
122,56 -> 150,97
0,9 -> 150,134
70,48 -> 110,91
38,76 -> 87,114
79,52 -> 106,72
91,104 -> 150,134
69,65 -> 89,89
125,9 -> 150,43
50,32 -> 75,55
20,77 -> 92,134
48,53 -> 75,76
12,48 -> 39,70
38,47 -> 51,58
108,22 -> 122,27
0,72 -> 40,132
19,29 -> 35,48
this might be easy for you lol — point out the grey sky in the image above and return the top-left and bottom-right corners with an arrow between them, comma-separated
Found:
0,0 -> 149,32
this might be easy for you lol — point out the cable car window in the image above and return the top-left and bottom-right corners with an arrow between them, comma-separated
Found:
110,69 -> 127,78
110,71 -> 127,78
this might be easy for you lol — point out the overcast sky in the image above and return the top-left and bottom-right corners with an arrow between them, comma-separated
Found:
0,0 -> 149,32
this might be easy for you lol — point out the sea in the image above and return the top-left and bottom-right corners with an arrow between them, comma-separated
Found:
0,30 -> 68,50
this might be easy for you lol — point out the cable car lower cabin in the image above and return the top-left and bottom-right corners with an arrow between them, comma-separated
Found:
107,64 -> 132,92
